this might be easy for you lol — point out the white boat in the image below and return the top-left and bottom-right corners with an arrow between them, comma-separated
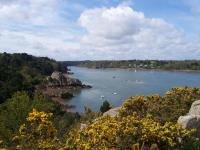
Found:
100,95 -> 105,98
135,80 -> 144,84
113,92 -> 117,95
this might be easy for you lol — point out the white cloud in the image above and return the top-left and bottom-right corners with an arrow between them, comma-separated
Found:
0,0 -> 61,25
0,1 -> 200,60
0,0 -> 84,60
79,6 -> 200,60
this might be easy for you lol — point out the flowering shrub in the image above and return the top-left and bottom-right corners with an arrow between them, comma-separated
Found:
65,114 -> 195,150
120,87 -> 200,123
12,109 -> 62,150
1,87 -> 200,149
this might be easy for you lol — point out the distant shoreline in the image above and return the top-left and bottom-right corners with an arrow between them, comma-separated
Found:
75,66 -> 200,73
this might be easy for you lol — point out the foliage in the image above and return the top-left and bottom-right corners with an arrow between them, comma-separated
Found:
12,109 -> 62,150
120,87 -> 200,123
0,52 -> 66,103
81,107 -> 101,124
100,100 -> 112,113
60,92 -> 74,99
0,91 -> 79,145
1,87 -> 200,149
64,87 -> 200,150
75,60 -> 200,70
65,114 -> 196,150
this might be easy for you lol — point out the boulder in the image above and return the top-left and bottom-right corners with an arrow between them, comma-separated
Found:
178,115 -> 200,129
51,71 -> 63,80
49,71 -> 83,87
177,100 -> 200,137
103,107 -> 121,117
189,100 -> 200,115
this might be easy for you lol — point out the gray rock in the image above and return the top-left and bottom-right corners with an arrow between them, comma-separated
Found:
177,100 -> 200,138
51,71 -> 63,80
103,107 -> 121,117
189,100 -> 200,115
178,115 -> 200,129
49,71 -> 83,87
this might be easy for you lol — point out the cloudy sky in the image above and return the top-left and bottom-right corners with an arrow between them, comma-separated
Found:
0,0 -> 200,60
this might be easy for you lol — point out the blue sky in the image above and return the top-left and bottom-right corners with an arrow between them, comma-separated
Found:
0,0 -> 200,60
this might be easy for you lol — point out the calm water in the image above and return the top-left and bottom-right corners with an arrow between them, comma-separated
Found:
67,66 -> 200,112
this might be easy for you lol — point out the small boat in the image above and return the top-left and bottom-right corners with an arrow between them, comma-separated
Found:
112,76 -> 116,79
100,95 -> 105,98
134,70 -> 137,72
113,92 -> 117,95
135,80 -> 144,84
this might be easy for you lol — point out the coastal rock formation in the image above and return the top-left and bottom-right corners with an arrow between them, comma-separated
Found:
47,71 -> 91,88
51,71 -> 63,80
103,107 -> 121,117
41,71 -> 91,105
178,100 -> 200,137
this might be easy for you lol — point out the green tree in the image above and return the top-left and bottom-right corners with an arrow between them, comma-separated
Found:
100,100 -> 111,113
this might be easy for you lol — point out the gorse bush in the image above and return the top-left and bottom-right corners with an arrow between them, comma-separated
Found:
1,87 -> 200,149
65,87 -> 200,150
0,91 -> 80,146
65,114 -> 196,150
0,91 -> 58,144
12,109 -> 62,150
120,87 -> 200,123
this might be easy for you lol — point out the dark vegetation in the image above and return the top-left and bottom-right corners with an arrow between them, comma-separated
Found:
0,53 -> 80,146
65,60 -> 200,71
0,91 -> 80,145
0,52 -> 66,103
60,91 -> 74,99
100,100 -> 112,113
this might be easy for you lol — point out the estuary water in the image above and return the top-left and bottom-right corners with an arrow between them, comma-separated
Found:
67,66 -> 200,112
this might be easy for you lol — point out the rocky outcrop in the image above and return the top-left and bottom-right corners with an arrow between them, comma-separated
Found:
47,71 -> 91,88
178,100 -> 200,137
51,71 -> 63,80
103,107 -> 121,117
41,71 -> 92,107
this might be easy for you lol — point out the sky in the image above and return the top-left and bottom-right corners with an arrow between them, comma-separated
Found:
0,0 -> 200,60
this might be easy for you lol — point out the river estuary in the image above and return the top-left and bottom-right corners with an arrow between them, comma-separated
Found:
67,66 -> 200,112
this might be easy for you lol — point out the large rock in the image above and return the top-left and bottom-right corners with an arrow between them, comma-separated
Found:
178,115 -> 200,128
51,71 -> 63,80
189,100 -> 200,115
103,107 -> 121,117
49,71 -> 83,87
178,100 -> 200,137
